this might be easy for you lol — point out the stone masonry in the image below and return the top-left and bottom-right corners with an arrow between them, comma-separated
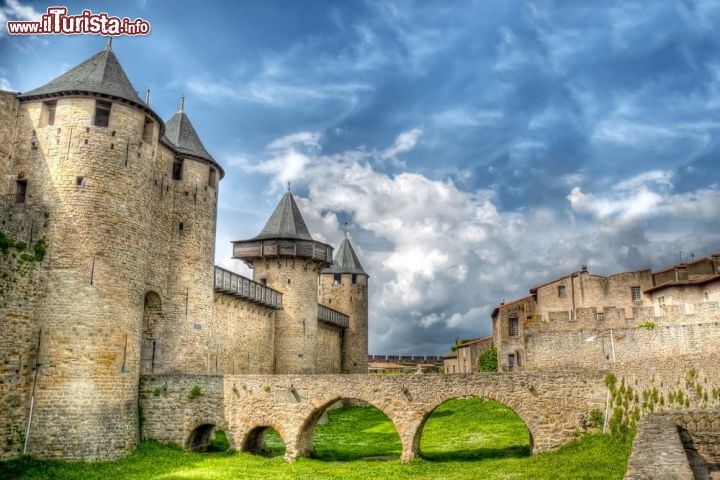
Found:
139,372 -> 607,462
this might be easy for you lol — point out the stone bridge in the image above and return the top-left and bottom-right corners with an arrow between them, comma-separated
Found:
139,372 -> 606,462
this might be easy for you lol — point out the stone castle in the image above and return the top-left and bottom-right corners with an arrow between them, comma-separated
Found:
492,255 -> 720,372
0,42 -> 368,458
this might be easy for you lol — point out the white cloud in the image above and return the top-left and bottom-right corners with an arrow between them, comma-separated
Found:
1,0 -> 42,37
380,128 -> 422,162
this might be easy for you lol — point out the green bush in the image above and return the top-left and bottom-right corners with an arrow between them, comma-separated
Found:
188,385 -> 202,400
477,346 -> 498,372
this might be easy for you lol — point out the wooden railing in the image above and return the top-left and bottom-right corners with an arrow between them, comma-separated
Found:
317,304 -> 349,328
213,266 -> 282,309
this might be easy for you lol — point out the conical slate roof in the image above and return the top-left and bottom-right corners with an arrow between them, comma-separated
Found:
164,102 -> 214,163
19,45 -> 146,107
255,191 -> 314,241
322,237 -> 367,275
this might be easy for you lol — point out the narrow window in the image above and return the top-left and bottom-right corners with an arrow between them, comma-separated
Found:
508,354 -> 516,368
94,100 -> 111,128
208,167 -> 216,188
658,296 -> 665,307
334,273 -> 341,285
631,286 -> 641,302
15,180 -> 27,204
41,100 -> 57,127
558,285 -> 566,298
172,158 -> 183,180
704,292 -> 709,301
178,222 -> 184,233
352,273 -> 358,284
142,117 -> 154,143
508,317 -> 519,337
596,312 -> 604,321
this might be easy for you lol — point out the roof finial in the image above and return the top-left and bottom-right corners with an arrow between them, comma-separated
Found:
179,95 -> 185,112
144,89 -> 150,105
344,222 -> 348,238
105,36 -> 113,51
287,181 -> 291,193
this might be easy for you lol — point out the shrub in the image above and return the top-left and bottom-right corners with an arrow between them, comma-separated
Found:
477,346 -> 498,372
188,385 -> 202,399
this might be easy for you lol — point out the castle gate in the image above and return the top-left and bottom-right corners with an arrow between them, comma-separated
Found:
140,372 -> 606,462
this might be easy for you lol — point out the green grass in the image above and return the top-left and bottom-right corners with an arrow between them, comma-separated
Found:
420,397 -> 531,460
0,398 -> 632,479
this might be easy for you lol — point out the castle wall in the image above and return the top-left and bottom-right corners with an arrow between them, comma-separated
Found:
524,304 -> 720,371
319,272 -> 368,373
251,259 -> 321,374
0,92 -> 19,177
315,323 -> 342,373
212,294 -> 275,374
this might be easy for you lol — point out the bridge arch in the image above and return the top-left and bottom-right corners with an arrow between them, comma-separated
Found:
412,395 -> 533,460
295,397 -> 402,459
241,424 -> 287,456
185,420 -> 232,452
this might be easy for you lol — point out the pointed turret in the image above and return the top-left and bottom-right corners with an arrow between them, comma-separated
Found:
19,46 -> 147,108
320,232 -> 369,373
163,97 -> 217,165
255,191 -> 314,241
232,191 -> 333,265
322,236 -> 367,275
232,190 -> 334,374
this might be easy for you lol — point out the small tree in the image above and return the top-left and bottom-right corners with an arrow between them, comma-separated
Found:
477,346 -> 498,372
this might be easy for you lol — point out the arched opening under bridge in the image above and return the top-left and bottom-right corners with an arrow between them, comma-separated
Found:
185,424 -> 230,452
300,398 -> 402,461
242,426 -> 286,457
417,396 -> 532,461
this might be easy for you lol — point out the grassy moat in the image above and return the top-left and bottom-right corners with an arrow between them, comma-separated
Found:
1,398 -> 632,479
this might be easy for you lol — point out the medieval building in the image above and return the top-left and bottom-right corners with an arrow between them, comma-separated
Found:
0,42 -> 368,459
492,256 -> 720,372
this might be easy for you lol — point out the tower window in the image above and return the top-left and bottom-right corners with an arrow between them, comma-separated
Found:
94,100 -> 111,127
41,100 -> 57,127
352,274 -> 358,284
334,274 -> 341,285
172,158 -> 183,180
208,167 -> 216,188
178,222 -> 184,233
15,180 -> 27,204
142,117 -> 154,143
75,176 -> 87,187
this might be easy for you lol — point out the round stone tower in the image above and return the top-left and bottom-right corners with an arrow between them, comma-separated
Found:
319,233 -> 369,373
232,190 -> 333,374
12,41 -> 223,459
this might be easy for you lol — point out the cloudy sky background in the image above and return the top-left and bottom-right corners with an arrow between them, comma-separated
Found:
2,0 -> 720,355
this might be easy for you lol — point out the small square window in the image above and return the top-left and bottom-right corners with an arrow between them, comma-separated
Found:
631,286 -> 641,302
558,285 -> 566,298
75,176 -> 87,187
508,317 -> 519,337
596,312 -> 604,321
94,100 -> 111,128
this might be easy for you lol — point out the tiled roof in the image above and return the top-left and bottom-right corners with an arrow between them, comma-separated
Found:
164,105 -> 214,163
322,237 -> 367,275
644,274 -> 720,294
19,46 -> 145,107
254,192 -> 314,241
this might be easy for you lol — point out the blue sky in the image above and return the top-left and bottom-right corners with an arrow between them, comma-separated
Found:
2,0 -> 720,356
